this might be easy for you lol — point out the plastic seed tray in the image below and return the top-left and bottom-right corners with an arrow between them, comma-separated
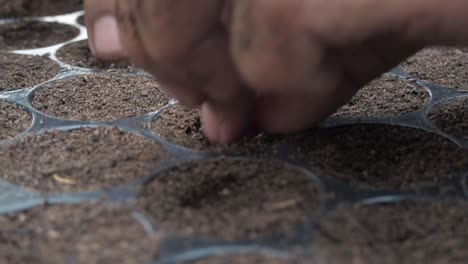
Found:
1,8 -> 468,264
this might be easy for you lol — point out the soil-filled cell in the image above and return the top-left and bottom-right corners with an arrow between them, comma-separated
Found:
152,104 -> 298,153
0,0 -> 82,17
0,101 -> 30,141
32,73 -> 170,121
401,47 -> 468,90
0,203 -> 158,264
313,200 -> 468,264
0,21 -> 79,50
56,40 -> 131,69
0,127 -> 165,193
334,75 -> 429,118
302,125 -> 468,189
429,97 -> 468,141
0,52 -> 60,91
138,158 -> 324,241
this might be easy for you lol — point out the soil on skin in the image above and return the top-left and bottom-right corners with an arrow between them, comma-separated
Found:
0,52 -> 60,91
429,97 -> 468,141
0,101 -> 30,141
334,74 -> 429,118
0,127 -> 165,193
401,47 -> 468,90
313,200 -> 468,264
301,125 -> 468,189
0,21 -> 79,50
56,40 -> 131,69
152,104 -> 300,153
0,203 -> 158,264
138,158 -> 324,241
0,0 -> 83,17
32,73 -> 170,121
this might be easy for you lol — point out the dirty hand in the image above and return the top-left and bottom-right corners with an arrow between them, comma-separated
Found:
84,0 -> 468,143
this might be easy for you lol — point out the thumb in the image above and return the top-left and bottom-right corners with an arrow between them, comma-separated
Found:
84,0 -> 125,60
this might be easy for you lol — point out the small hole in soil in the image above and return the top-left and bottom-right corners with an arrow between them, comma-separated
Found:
314,200 -> 468,263
0,52 -> 60,91
302,125 -> 468,189
428,96 -> 468,141
0,0 -> 83,17
192,254 -> 304,264
77,15 -> 85,26
0,101 -> 31,141
0,127 -> 165,193
31,73 -> 170,121
0,21 -> 79,50
0,203 -> 158,264
152,104 -> 299,153
138,158 -> 324,241
56,40 -> 131,69
334,74 -> 429,118
400,47 -> 468,91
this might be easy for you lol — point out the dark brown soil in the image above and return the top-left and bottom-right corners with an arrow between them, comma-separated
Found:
302,125 -> 468,189
0,0 -> 83,18
193,254 -> 304,264
0,203 -> 159,264
138,158 -> 324,241
334,74 -> 429,118
152,104 -> 298,153
313,200 -> 468,264
32,73 -> 171,121
151,105 -> 208,149
0,127 -> 165,193
401,47 -> 468,90
0,52 -> 60,90
77,15 -> 85,26
56,40 -> 131,69
428,97 -> 468,141
0,101 -> 30,140
0,21 -> 78,50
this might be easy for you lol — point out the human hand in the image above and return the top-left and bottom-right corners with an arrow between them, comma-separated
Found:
84,0 -> 468,143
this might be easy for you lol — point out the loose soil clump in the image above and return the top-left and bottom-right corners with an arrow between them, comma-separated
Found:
334,74 -> 429,118
0,127 -> 165,193
0,21 -> 79,50
0,52 -> 60,90
0,101 -> 30,141
0,203 -> 158,264
56,40 -> 131,69
428,96 -> 468,141
401,47 -> 468,90
0,0 -> 83,17
32,73 -> 170,121
313,200 -> 468,264
138,158 -> 324,241
302,125 -> 468,189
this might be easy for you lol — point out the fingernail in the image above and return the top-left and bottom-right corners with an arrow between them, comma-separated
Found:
93,15 -> 124,59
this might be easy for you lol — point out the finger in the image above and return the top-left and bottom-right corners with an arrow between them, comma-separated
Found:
201,93 -> 255,144
255,87 -> 356,134
84,0 -> 125,60
231,0 -> 323,94
114,0 -> 212,108
115,0 -> 227,96
115,0 -> 256,142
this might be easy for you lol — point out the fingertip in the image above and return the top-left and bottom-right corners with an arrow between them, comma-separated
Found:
200,103 -> 248,144
92,15 -> 126,60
